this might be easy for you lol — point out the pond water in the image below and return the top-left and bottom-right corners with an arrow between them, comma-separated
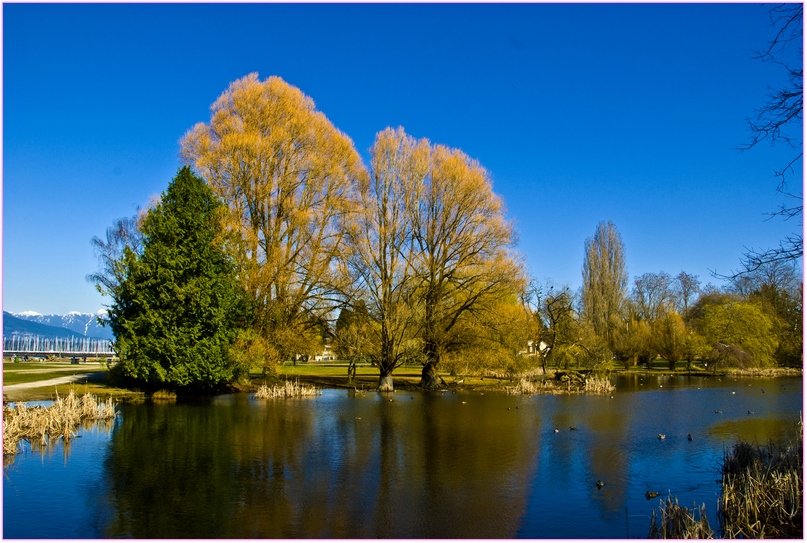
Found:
3,374 -> 802,538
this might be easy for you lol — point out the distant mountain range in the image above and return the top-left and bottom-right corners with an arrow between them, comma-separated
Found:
3,311 -> 114,340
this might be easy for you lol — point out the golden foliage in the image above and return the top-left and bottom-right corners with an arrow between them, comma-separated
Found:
181,74 -> 364,354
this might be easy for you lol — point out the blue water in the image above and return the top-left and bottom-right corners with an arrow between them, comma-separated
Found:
3,374 -> 802,538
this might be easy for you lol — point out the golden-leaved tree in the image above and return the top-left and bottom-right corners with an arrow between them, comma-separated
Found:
408,141 -> 525,388
343,127 -> 524,389
341,127 -> 430,391
180,74 -> 364,369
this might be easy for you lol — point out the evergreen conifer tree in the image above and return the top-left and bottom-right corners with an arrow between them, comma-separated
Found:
109,167 -> 241,390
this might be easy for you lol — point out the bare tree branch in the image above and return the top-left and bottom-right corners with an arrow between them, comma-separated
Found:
729,4 -> 803,279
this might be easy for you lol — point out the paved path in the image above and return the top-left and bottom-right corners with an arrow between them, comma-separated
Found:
3,372 -> 106,391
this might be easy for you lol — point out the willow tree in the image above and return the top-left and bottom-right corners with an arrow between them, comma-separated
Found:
409,142 -> 524,388
581,221 -> 628,350
699,301 -> 778,368
342,127 -> 429,391
180,74 -> 364,366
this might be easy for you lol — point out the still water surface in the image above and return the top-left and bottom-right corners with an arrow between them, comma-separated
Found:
3,374 -> 802,538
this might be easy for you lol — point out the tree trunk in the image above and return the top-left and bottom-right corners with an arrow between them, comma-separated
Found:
420,362 -> 442,389
377,374 -> 394,392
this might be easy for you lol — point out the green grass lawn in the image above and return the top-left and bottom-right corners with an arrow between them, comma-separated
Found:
2,361 -> 140,403
3,362 -> 108,385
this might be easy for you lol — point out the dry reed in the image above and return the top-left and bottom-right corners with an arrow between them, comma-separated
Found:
726,367 -> 802,378
718,418 -> 803,538
648,497 -> 714,539
151,389 -> 177,401
511,375 -> 615,395
648,416 -> 803,539
584,376 -> 616,394
253,380 -> 322,399
3,390 -> 117,457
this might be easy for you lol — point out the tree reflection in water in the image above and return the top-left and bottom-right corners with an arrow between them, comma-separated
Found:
5,375 -> 801,538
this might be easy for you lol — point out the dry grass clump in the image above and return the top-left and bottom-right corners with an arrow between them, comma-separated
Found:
584,376 -> 616,394
3,390 -> 117,457
648,417 -> 803,539
151,389 -> 177,401
648,497 -> 714,539
254,380 -> 322,399
511,375 -> 615,395
718,420 -> 803,538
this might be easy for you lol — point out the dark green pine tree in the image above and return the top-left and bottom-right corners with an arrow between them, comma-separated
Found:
109,167 -> 241,391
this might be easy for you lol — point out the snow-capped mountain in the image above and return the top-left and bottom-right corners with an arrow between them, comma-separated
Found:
9,310 -> 113,340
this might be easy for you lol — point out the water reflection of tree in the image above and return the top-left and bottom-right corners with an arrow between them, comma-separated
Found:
97,394 -> 542,538
584,398 -> 631,518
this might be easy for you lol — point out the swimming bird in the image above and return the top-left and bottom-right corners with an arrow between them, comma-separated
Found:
687,434 -> 693,441
570,426 -> 578,431
714,410 -> 722,414
658,433 -> 666,440
646,491 -> 659,500
554,428 -> 559,433
596,480 -> 604,489
747,410 -> 754,415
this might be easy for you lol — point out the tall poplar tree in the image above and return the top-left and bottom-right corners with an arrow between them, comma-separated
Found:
108,167 -> 241,391
581,221 -> 628,348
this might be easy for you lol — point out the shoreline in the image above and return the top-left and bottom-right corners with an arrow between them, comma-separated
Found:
4,360 -> 802,403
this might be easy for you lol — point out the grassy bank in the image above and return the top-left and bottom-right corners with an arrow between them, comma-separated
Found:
5,358 -> 801,402
3,361 -> 107,385
3,359 -> 144,403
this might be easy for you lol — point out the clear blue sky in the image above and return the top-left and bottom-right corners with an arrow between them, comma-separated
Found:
3,3 -> 802,315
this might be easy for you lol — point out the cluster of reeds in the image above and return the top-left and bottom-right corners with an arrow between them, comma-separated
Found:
648,497 -> 714,539
648,417 -> 803,539
151,389 -> 177,401
511,375 -> 615,395
717,420 -> 803,538
726,367 -> 802,377
3,390 -> 117,457
584,376 -> 616,394
253,380 -> 322,399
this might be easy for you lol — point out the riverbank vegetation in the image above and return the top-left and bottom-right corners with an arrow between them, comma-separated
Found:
253,380 -> 321,399
511,372 -> 616,395
3,390 -> 117,457
649,417 -> 803,539
648,498 -> 713,539
88,74 -> 802,395
718,424 -> 803,538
